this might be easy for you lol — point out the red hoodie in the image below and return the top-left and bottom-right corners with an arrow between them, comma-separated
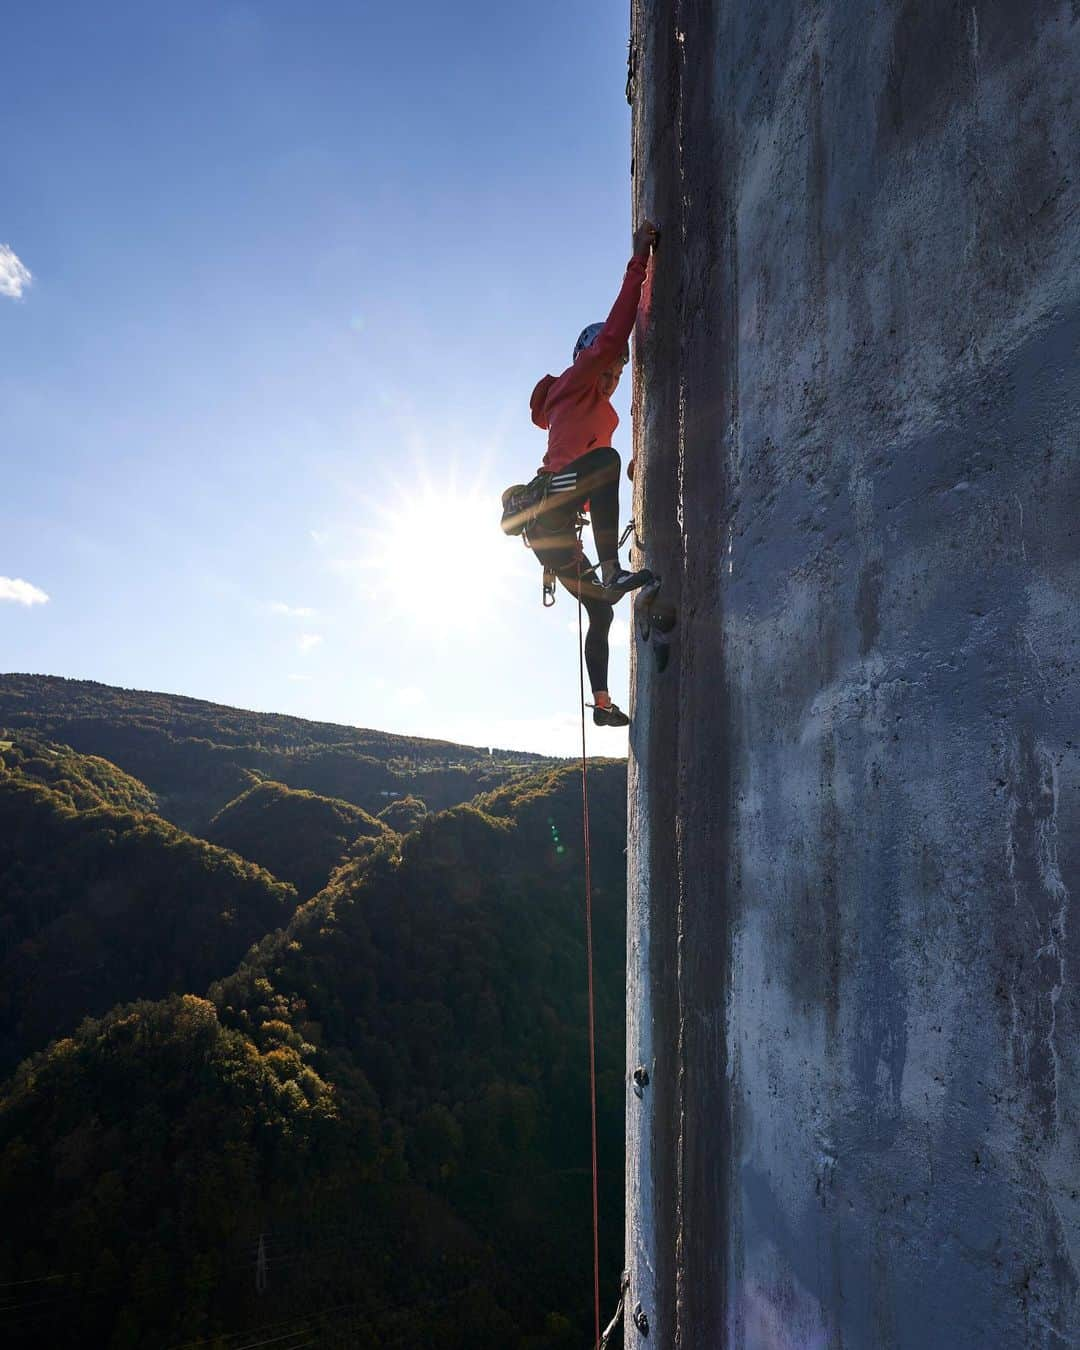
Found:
530,252 -> 648,474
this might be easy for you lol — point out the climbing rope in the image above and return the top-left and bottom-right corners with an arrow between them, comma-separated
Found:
575,545 -> 602,1350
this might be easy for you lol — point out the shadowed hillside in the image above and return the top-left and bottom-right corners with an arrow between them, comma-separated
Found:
206,778 -> 392,899
0,736 -> 297,1075
0,759 -> 628,1349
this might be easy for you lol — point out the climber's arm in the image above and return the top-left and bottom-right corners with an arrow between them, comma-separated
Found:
621,222 -> 659,481
569,221 -> 659,381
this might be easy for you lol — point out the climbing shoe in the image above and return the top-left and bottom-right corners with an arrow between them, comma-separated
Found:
593,702 -> 631,728
600,567 -> 654,603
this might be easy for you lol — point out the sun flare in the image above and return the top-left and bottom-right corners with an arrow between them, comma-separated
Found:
352,475 -> 528,635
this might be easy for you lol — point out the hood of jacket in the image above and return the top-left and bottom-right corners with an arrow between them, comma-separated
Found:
530,374 -> 557,430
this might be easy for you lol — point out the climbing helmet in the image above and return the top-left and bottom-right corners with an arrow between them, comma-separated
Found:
573,322 -> 629,366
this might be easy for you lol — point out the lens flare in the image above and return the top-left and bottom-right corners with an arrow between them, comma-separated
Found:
346,471 -> 528,637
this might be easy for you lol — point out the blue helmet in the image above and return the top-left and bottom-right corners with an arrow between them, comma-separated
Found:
573,323 -> 629,366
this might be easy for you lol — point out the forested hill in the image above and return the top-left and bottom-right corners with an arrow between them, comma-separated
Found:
0,675 -> 556,832
0,734 -> 298,1075
0,692 -> 629,1348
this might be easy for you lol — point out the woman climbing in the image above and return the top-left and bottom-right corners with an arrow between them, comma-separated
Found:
523,219 -> 658,728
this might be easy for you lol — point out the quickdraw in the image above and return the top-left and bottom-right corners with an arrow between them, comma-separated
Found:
600,1270 -> 632,1348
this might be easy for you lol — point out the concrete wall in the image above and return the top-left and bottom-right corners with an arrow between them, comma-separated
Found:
625,2 -> 1080,1346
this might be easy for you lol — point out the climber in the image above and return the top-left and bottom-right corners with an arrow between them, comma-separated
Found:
523,219 -> 659,728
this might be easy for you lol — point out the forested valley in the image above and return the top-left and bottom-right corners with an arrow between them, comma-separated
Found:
0,676 -> 628,1348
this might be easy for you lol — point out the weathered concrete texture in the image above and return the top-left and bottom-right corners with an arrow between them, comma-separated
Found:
626,2 -> 1080,1346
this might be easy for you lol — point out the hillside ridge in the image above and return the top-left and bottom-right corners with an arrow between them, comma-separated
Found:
0,674 -> 584,832
0,673 -> 550,761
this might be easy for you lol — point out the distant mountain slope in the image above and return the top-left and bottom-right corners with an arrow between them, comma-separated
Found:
0,675 -> 558,832
206,778 -> 391,899
0,738 -> 296,1073
0,732 -> 156,814
0,761 -> 627,1349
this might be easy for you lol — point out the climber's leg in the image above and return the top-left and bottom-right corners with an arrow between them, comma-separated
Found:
540,447 -> 652,601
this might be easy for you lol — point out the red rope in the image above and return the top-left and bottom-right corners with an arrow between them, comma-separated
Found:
575,556 -> 602,1350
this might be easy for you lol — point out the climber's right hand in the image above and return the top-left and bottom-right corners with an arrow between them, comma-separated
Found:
633,219 -> 659,256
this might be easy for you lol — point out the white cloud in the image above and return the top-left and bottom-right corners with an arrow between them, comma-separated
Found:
0,576 -> 49,606
287,673 -> 313,682
297,633 -> 323,653
395,686 -> 426,708
0,246 -> 32,300
271,602 -> 317,618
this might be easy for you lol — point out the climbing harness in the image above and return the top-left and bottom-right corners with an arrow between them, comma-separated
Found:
531,516 -> 638,611
501,468 -> 594,540
526,508 -> 595,607
500,472 -> 556,537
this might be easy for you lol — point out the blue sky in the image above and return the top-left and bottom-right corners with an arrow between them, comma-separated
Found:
1,0 -> 637,757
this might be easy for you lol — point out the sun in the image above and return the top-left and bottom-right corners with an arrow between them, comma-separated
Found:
355,474 -> 529,634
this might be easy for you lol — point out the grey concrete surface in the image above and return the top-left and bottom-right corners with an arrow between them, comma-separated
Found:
625,2 -> 1080,1346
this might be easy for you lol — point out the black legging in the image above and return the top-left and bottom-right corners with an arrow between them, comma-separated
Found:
527,446 -> 622,693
